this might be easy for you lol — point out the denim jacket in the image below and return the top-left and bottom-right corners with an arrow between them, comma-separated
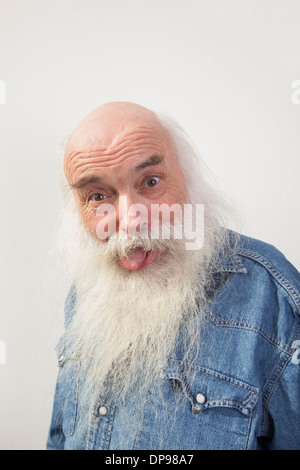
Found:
47,232 -> 300,450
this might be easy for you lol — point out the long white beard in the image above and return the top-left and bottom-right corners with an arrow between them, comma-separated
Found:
52,193 -> 231,433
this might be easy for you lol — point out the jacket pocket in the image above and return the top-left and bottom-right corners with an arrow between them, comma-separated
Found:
135,359 -> 259,450
56,337 -> 80,438
161,359 -> 259,417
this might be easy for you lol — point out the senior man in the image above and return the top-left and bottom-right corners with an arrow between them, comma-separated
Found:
47,102 -> 300,450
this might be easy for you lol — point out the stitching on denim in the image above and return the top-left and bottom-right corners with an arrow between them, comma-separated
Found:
160,373 -> 255,417
168,377 -> 254,414
133,385 -> 156,450
204,310 -> 291,354
86,420 -> 93,450
103,406 -> 116,450
134,372 -> 254,449
262,353 -> 291,437
164,359 -> 258,392
186,368 -> 257,396
244,410 -> 253,450
86,411 -> 95,450
196,399 -> 251,409
162,362 -> 258,412
217,252 -> 247,274
197,400 -> 249,412
237,249 -> 300,314
63,362 -> 80,438
86,399 -> 101,450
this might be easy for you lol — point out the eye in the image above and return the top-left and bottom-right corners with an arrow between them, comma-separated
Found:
144,176 -> 160,188
88,193 -> 107,205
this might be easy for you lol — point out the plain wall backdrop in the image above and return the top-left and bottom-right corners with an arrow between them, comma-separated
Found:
0,0 -> 299,450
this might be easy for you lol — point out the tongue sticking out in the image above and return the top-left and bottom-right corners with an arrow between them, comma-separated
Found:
118,247 -> 156,271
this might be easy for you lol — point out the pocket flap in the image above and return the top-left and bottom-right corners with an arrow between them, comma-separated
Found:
161,359 -> 259,416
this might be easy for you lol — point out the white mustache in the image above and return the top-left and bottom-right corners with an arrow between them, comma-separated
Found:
102,223 -> 183,260
95,202 -> 205,251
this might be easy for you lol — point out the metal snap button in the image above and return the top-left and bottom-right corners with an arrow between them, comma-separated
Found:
99,405 -> 108,416
196,393 -> 206,404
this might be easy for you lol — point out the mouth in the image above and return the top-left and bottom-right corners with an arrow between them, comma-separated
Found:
118,247 -> 158,271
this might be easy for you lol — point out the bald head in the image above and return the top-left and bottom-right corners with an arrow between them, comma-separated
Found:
64,102 -> 166,166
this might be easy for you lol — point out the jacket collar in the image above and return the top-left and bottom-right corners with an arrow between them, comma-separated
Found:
216,252 -> 247,274
213,229 -> 248,274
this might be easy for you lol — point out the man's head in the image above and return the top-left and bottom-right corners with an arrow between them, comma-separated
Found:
64,101 -> 190,270
55,102 -> 234,435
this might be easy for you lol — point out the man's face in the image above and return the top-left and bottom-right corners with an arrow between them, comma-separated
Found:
59,104 -> 222,424
64,103 -> 188,270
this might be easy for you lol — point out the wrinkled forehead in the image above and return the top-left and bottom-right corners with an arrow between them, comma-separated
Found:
64,104 -> 174,172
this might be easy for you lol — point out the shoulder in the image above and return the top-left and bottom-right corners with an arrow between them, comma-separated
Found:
208,230 -> 300,351
233,231 -> 300,316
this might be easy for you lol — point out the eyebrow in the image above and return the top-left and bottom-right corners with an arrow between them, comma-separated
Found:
70,155 -> 164,189
134,155 -> 164,171
69,176 -> 105,189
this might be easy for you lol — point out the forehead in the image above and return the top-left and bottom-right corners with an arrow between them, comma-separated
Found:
64,114 -> 176,183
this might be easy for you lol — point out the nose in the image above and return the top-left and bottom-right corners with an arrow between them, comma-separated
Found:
117,194 -> 150,238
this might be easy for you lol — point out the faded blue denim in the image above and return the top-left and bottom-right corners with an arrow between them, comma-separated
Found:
47,231 -> 300,450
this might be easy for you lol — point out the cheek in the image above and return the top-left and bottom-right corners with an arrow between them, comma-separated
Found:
161,180 -> 187,205
85,216 -> 100,236
159,165 -> 188,204
79,205 -> 117,240
74,197 -> 99,236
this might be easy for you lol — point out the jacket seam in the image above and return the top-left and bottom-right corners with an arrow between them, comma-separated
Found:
204,310 -> 291,353
237,249 -> 300,315
262,319 -> 300,438
133,386 -> 153,450
261,352 -> 292,437
244,409 -> 253,450
168,364 -> 258,395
